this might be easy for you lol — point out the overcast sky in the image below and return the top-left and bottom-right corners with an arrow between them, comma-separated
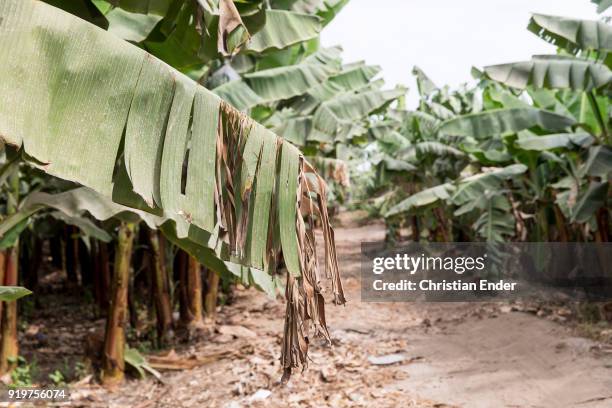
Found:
321,0 -> 602,108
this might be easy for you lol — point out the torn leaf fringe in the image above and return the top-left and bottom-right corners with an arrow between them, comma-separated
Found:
215,101 -> 252,257
280,157 -> 345,382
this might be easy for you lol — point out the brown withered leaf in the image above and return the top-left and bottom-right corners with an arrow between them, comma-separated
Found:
218,0 -> 250,56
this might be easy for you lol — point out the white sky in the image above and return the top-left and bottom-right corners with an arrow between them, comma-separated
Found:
321,0 -> 602,108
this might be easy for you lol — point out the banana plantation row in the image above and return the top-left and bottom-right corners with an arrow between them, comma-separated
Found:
0,0 -> 610,387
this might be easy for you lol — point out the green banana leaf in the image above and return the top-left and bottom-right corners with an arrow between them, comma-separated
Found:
485,56 -> 612,92
516,132 -> 594,151
571,181 -> 609,223
381,157 -> 417,173
0,286 -> 32,302
308,63 -> 381,101
266,110 -> 312,146
243,59 -> 337,102
246,10 -> 321,53
385,183 -> 456,217
410,141 -> 466,158
580,145 -> 612,178
313,88 -> 406,136
437,108 -> 575,139
271,0 -> 322,14
0,0 -> 335,283
0,187 -> 279,296
316,0 -> 350,26
592,0 -> 612,13
412,66 -> 438,99
528,14 -> 612,54
472,195 -> 515,242
49,211 -> 113,243
212,79 -> 264,111
105,0 -> 174,15
452,164 -> 528,206
105,7 -> 163,42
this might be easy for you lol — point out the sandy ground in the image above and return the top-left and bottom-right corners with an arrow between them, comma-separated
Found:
64,221 -> 612,407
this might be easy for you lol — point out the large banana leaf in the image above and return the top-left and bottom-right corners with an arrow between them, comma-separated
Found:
385,183 -> 455,217
406,141 -> 466,160
452,164 -> 528,207
437,108 -> 575,139
212,79 -> 264,111
381,156 -> 417,173
472,195 -> 515,242
571,181 -> 609,223
316,0 -> 349,26
592,0 -> 612,13
412,66 -> 438,98
0,286 -> 31,302
0,187 -> 278,295
105,6 -> 164,43
485,56 -> 612,92
516,132 -> 594,151
451,165 -> 527,242
213,47 -> 342,110
528,14 -> 612,54
264,109 -> 312,145
308,63 -> 381,101
581,145 -> 612,178
372,130 -> 410,148
107,0 -> 174,15
246,10 -> 321,53
243,58 -> 337,102
313,88 -> 406,136
271,0 -> 322,14
0,0 -> 342,378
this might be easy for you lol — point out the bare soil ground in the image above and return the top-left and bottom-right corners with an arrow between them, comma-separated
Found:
17,219 -> 612,407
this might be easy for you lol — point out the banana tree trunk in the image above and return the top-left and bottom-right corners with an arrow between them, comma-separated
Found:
148,230 -> 173,343
0,172 -> 20,376
0,246 -> 19,375
50,237 -> 63,269
187,256 -> 204,327
204,268 -> 220,319
537,206 -> 550,242
177,250 -> 204,328
177,250 -> 189,324
0,251 -> 5,323
101,222 -> 135,386
433,207 -> 450,242
411,216 -> 420,242
553,204 -> 570,242
64,226 -> 80,288
26,237 -> 42,296
79,238 -> 93,288
128,272 -> 138,330
94,241 -> 112,313
596,208 -> 610,242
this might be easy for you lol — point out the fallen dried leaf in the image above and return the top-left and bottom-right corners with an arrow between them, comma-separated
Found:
368,353 -> 406,365
218,325 -> 257,338
320,366 -> 337,382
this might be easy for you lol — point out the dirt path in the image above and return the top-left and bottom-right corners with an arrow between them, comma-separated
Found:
329,222 -> 612,408
82,222 -> 612,407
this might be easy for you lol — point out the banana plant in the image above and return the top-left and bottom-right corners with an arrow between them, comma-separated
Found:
0,0 -> 344,383
381,9 -> 612,244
